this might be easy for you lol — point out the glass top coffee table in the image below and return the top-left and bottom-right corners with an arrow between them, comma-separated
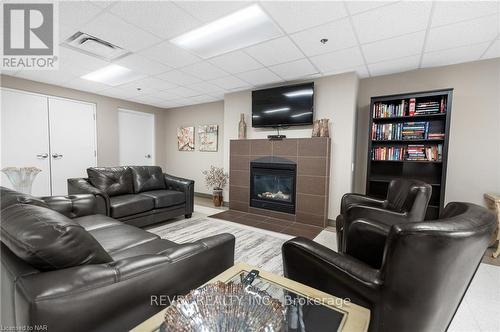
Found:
131,262 -> 370,332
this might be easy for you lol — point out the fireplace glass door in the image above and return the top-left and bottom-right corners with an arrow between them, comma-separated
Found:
250,162 -> 296,214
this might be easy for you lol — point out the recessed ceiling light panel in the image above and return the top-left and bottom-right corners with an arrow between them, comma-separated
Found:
81,64 -> 145,86
170,4 -> 282,58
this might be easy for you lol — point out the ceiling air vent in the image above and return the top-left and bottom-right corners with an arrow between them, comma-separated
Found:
63,32 -> 130,61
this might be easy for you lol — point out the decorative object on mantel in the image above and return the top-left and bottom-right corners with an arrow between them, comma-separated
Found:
311,119 -> 330,137
312,120 -> 321,137
238,113 -> 247,139
484,193 -> 500,259
198,124 -> 218,152
1,167 -> 41,194
177,126 -> 195,151
163,281 -> 285,331
202,166 -> 229,207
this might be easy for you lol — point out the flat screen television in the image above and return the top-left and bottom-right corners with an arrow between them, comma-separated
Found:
252,82 -> 314,128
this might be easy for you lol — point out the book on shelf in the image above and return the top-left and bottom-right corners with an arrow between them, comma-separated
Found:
371,144 -> 443,161
372,96 -> 447,119
372,123 -> 403,140
372,121 -> 444,141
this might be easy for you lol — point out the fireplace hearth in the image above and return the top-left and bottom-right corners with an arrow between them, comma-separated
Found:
250,157 -> 296,214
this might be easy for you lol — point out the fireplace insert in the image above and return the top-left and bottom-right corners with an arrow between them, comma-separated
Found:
250,157 -> 296,214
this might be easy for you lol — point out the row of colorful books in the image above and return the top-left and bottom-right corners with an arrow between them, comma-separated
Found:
373,97 -> 446,118
371,144 -> 443,161
372,121 -> 444,141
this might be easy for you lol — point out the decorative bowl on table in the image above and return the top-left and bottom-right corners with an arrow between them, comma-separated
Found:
163,281 -> 285,331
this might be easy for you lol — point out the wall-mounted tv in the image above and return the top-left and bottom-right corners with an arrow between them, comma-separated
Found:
252,82 -> 314,128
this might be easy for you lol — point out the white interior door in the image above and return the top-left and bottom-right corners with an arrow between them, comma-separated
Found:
49,98 -> 97,195
118,109 -> 154,166
1,89 -> 51,196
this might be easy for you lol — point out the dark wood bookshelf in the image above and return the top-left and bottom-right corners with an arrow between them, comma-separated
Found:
366,89 -> 453,220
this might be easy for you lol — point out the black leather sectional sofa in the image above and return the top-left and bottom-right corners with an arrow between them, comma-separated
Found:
68,166 -> 193,227
0,186 -> 235,332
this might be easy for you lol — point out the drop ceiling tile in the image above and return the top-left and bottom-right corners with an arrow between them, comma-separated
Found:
117,78 -> 174,95
64,77 -> 113,93
325,65 -> 370,79
15,70 -> 76,86
139,41 -> 201,68
110,1 -> 201,39
291,17 -> 357,56
245,37 -> 304,66
190,94 -> 220,104
155,90 -> 183,101
181,62 -> 228,80
351,1 -> 432,43
114,54 -> 171,76
236,68 -> 283,86
130,94 -> 166,105
209,76 -> 251,90
156,100 -> 182,108
209,51 -> 263,74
189,82 -> 227,94
90,1 -> 115,9
431,1 -> 500,28
59,24 -> 76,42
82,12 -> 161,52
59,1 -> 103,28
269,58 -> 318,80
346,1 -> 393,15
368,55 -> 420,76
155,69 -> 202,85
165,86 -> 201,98
98,87 -> 134,99
422,42 -> 490,68
59,47 -> 111,71
362,31 -> 425,64
174,1 -> 251,22
426,14 -> 499,52
261,1 -> 348,33
310,47 -> 365,73
482,39 -> 500,60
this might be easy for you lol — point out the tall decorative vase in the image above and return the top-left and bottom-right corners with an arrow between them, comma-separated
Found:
1,167 -> 41,194
320,119 -> 330,137
213,188 -> 223,207
238,113 -> 247,139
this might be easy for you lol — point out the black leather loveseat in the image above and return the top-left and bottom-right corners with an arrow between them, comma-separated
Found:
0,187 -> 235,332
68,166 -> 193,227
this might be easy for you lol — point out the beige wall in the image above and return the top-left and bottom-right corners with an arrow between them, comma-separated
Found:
355,58 -> 500,207
163,101 -> 224,194
223,72 -> 359,219
0,75 -> 167,168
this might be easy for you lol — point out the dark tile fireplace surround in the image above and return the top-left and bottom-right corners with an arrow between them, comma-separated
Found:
224,138 -> 330,234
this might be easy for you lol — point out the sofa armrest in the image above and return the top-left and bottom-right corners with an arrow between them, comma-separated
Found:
341,193 -> 386,214
40,194 -> 97,219
68,178 -> 109,216
15,233 -> 235,332
345,205 -> 408,228
345,219 -> 391,269
164,173 -> 194,215
282,237 -> 382,307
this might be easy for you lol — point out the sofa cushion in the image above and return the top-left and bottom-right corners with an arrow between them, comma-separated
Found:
88,224 -> 159,254
87,167 -> 134,197
129,166 -> 165,193
0,186 -> 49,210
139,190 -> 185,208
0,204 -> 112,271
110,238 -> 177,260
73,214 -> 123,231
109,194 -> 155,218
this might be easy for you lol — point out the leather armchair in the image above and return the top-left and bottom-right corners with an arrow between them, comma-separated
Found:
336,179 -> 432,254
283,202 -> 496,332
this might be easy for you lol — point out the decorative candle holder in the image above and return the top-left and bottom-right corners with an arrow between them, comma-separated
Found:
1,167 -> 41,194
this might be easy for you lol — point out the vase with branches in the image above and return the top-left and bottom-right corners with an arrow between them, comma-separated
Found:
202,166 -> 229,207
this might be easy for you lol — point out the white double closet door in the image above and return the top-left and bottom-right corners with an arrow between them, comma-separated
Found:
1,88 -> 97,196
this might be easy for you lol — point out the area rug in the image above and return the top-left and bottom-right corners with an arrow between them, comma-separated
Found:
148,212 -> 337,275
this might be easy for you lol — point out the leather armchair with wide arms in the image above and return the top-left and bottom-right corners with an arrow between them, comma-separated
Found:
0,187 -> 235,332
283,202 -> 496,332
336,179 -> 432,252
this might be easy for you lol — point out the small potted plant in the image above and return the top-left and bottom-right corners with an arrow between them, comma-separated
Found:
202,166 -> 229,207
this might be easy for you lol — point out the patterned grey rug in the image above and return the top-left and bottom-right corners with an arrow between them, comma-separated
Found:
148,215 -> 296,275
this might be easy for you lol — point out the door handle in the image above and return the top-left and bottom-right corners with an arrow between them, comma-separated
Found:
52,153 -> 63,159
145,154 -> 151,158
36,153 -> 48,159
